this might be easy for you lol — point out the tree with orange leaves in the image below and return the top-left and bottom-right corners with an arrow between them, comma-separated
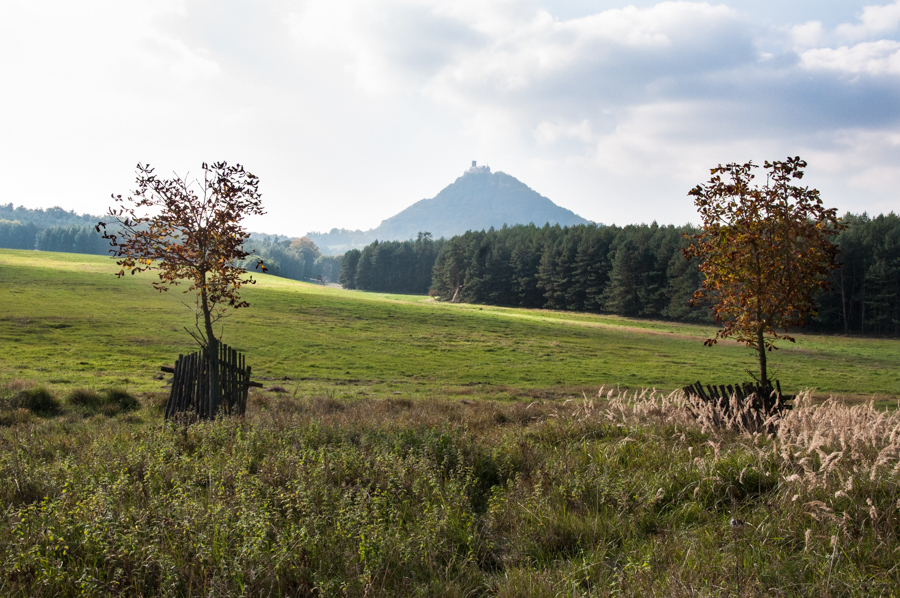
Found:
98,162 -> 266,410
684,157 -> 844,386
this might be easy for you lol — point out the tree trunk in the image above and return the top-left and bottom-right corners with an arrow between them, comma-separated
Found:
756,325 -> 768,387
860,281 -> 866,335
840,267 -> 848,335
200,283 -> 220,418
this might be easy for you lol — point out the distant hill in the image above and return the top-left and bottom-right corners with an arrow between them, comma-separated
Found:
308,163 -> 590,254
0,203 -> 99,228
0,204 -> 110,254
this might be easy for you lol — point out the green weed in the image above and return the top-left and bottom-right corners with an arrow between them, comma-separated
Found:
0,387 -> 897,596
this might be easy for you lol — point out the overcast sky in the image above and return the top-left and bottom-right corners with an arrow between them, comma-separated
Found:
2,1 -> 899,236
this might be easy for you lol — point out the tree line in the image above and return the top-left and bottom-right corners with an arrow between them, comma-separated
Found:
0,204 -> 343,285
0,220 -> 109,254
344,214 -> 900,336
339,233 -> 444,294
0,203 -> 98,228
814,213 -> 900,336
429,222 -> 708,322
240,236 -> 342,284
0,204 -> 110,254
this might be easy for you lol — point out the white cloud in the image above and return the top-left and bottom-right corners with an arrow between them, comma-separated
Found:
836,1 -> 900,41
790,21 -> 825,50
801,40 -> 900,75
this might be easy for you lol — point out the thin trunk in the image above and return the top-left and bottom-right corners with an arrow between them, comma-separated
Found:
840,267 -> 848,335
200,280 -> 220,418
860,281 -> 865,335
757,325 -> 767,387
753,254 -> 767,386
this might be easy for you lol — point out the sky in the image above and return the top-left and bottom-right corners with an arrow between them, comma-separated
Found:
1,0 -> 899,236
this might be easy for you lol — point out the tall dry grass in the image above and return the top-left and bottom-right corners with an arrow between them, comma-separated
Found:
1,381 -> 898,596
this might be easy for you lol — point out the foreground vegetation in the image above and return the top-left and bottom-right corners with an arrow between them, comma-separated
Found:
1,381 -> 898,596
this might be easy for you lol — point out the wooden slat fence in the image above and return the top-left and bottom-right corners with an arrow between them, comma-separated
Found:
681,379 -> 793,423
163,342 -> 261,420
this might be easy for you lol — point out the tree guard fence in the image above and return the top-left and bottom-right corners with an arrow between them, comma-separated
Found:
162,342 -> 261,420
682,380 -> 793,422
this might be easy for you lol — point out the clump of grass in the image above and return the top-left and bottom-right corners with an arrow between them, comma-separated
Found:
0,379 -> 61,418
65,388 -> 140,416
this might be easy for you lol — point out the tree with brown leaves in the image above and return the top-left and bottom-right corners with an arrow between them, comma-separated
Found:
98,162 -> 266,410
684,157 -> 844,385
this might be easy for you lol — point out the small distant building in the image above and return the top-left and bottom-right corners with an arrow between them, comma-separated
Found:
466,160 -> 491,174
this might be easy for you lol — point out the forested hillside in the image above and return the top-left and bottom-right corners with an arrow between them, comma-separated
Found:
345,214 -> 900,336
430,222 -> 707,321
0,204 -> 108,254
241,236 -> 342,283
339,233 -> 444,294
0,204 -> 98,228
0,204 -> 342,284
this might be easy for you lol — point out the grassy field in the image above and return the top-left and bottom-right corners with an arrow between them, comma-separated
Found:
0,249 -> 898,403
1,249 -> 899,596
1,385 -> 898,596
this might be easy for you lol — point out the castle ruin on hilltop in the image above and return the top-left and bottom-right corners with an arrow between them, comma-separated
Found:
466,160 -> 491,174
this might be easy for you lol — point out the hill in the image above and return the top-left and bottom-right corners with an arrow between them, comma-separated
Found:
0,203 -> 99,228
308,163 -> 590,254
0,249 -> 896,401
2,250 -> 899,596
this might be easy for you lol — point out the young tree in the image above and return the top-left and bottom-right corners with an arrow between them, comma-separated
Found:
98,162 -> 265,409
684,157 -> 844,385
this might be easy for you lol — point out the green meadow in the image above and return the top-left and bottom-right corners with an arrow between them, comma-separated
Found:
0,249 -> 897,403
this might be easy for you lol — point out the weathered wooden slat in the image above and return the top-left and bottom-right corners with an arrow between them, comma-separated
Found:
163,341 -> 258,420
194,352 -> 204,419
680,379 -> 793,430
165,355 -> 180,419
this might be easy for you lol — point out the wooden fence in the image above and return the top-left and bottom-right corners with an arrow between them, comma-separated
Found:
163,342 -> 261,420
681,380 -> 793,417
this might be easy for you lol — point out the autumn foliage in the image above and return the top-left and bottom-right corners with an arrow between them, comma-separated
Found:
98,162 -> 265,348
684,157 -> 844,384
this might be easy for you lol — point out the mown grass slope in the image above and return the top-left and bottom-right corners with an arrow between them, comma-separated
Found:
0,249 -> 897,402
